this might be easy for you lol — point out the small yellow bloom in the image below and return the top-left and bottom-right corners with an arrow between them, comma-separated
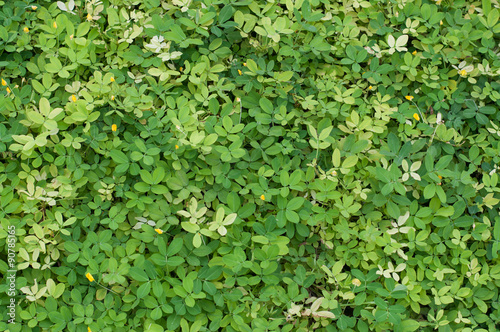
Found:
111,95 -> 115,101
31,5 -> 37,10
155,229 -> 163,234
368,86 -> 373,90
438,175 -> 442,179
332,170 -> 337,176
71,95 -> 77,102
459,69 -> 467,77
87,14 -> 93,21
88,327 -> 92,332
413,113 -> 420,121
238,69 -> 242,75
440,20 -> 443,25
236,97 -> 241,102
1,79 -> 6,86
175,145 -> 179,149
24,27 -> 29,33
6,87 -> 11,94
111,124 -> 117,132
352,279 -> 361,287
243,62 -> 247,67
405,95 -> 414,101
260,195 -> 265,201
435,0 -> 442,5
412,50 -> 417,55
86,273 -> 95,282
180,67 -> 183,72
53,22 -> 57,29
70,34 -> 74,40
110,76 -> 115,82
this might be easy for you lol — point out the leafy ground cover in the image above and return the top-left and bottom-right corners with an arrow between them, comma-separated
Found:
1,0 -> 500,331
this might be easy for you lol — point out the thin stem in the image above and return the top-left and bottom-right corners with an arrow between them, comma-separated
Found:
96,281 -> 119,295
411,101 -> 427,124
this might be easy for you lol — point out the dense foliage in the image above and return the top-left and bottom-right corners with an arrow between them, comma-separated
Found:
1,0 -> 500,331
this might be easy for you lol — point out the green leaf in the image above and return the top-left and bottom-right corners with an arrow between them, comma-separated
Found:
376,167 -> 391,183
152,167 -> 165,184
137,282 -> 151,298
28,112 -> 45,125
332,149 -> 341,167
129,267 -> 149,282
218,5 -> 233,24
276,71 -> 294,81
436,206 -> 454,217
342,156 -> 358,168
487,9 -> 499,27
435,155 -> 452,170
0,26 -> 8,41
145,323 -> 164,332
45,57 -> 62,73
259,97 -> 273,114
319,126 -> 333,140
386,201 -> 400,219
252,235 -> 269,244
287,197 -> 304,211
423,184 -> 436,199
110,150 -> 129,164
246,59 -> 258,73
166,238 -> 184,256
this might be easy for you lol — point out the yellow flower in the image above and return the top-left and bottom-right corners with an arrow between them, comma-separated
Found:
352,279 -> 361,287
238,69 -> 242,75
175,145 -> 179,149
440,20 -> 443,25
87,14 -> 93,21
236,97 -> 241,102
180,67 -> 183,72
88,327 -> 92,332
438,175 -> 442,179
413,113 -> 420,121
70,34 -> 74,40
412,50 -> 417,55
155,229 -> 163,234
86,273 -> 95,282
260,195 -> 265,201
71,95 -> 77,102
435,0 -> 442,4
405,95 -> 414,101
111,95 -> 115,101
368,86 -> 372,90
111,124 -> 117,132
31,5 -> 37,10
332,170 -> 337,176
110,76 -> 115,82
459,69 -> 467,77
1,78 -> 6,86
53,22 -> 57,29
243,62 -> 247,66
23,27 -> 29,33
6,87 -> 11,94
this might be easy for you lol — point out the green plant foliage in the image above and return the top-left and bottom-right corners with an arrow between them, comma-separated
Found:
1,0 -> 500,331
